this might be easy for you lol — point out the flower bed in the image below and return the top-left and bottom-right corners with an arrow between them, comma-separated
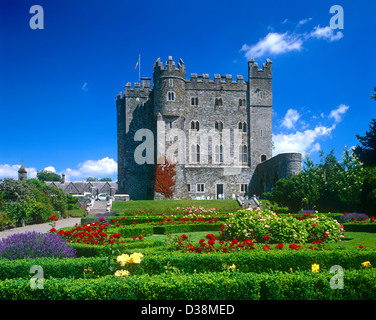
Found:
222,209 -> 344,244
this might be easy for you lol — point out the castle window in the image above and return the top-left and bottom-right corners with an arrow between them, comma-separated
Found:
238,121 -> 247,133
214,98 -> 223,107
239,99 -> 246,107
214,145 -> 224,163
214,120 -> 223,132
239,145 -> 248,164
169,79 -> 173,87
167,91 -> 175,101
196,183 -> 205,193
261,155 -> 267,162
191,97 -> 199,106
240,183 -> 248,193
257,90 -> 265,99
187,184 -> 191,192
190,144 -> 200,163
190,120 -> 199,131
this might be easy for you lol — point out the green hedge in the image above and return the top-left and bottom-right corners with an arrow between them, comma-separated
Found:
1,250 -> 375,279
343,223 -> 376,233
1,269 -> 376,300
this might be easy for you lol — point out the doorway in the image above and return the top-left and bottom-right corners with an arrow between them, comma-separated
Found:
216,184 -> 224,199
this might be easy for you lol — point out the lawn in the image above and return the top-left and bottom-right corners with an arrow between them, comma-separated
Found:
112,199 -> 240,212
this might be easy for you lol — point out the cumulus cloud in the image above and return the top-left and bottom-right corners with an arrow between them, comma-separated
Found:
328,104 -> 349,123
281,108 -> 301,129
64,157 -> 117,181
240,32 -> 303,59
43,166 -> 56,172
273,124 -> 335,157
273,104 -> 349,157
240,19 -> 343,59
0,164 -> 37,179
309,25 -> 344,42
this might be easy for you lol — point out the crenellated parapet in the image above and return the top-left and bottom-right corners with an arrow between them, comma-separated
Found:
153,56 -> 186,81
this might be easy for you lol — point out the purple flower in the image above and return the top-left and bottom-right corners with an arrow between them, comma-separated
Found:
339,212 -> 368,223
0,231 -> 76,260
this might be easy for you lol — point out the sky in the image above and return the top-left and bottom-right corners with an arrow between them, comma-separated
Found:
0,0 -> 375,182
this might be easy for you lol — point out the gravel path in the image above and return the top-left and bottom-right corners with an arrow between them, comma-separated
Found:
0,217 -> 82,240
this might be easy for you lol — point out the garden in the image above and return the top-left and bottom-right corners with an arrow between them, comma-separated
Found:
0,199 -> 375,300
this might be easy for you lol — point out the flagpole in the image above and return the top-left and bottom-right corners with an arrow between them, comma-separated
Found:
139,54 -> 141,83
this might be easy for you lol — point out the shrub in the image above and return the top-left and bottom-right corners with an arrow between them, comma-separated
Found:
338,212 -> 369,223
222,209 -> 344,243
0,231 -> 76,259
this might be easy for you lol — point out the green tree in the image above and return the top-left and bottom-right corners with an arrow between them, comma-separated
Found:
99,178 -> 112,182
353,119 -> 376,167
37,170 -> 62,182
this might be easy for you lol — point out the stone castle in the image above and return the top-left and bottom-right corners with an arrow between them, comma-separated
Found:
116,56 -> 302,200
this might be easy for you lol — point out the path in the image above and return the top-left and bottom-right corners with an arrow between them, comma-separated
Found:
90,200 -> 108,215
0,217 -> 82,240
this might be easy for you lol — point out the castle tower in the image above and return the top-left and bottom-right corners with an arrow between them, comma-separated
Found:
153,56 -> 186,119
18,164 -> 27,181
248,58 -> 273,171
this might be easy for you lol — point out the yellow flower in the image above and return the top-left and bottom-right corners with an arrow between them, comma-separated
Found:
114,269 -> 130,277
229,264 -> 236,271
362,261 -> 371,268
117,254 -> 131,266
289,268 -> 293,272
311,264 -> 320,273
129,252 -> 144,264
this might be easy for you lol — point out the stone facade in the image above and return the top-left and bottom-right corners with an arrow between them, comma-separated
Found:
116,56 -> 301,200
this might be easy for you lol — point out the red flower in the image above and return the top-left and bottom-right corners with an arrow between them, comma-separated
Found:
120,217 -> 125,220
99,218 -> 104,221
208,239 -> 215,246
231,239 -> 238,245
181,234 -> 188,240
359,245 -> 364,249
138,235 -> 143,240
49,228 -> 56,233
132,222 -> 137,225
132,236 -> 136,240
323,234 -> 329,238
371,217 -> 375,223
289,244 -> 300,250
263,245 -> 270,251
275,243 -> 284,249
264,235 -> 270,241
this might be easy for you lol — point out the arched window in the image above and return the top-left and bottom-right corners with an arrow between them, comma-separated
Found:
214,145 -> 224,163
239,145 -> 248,164
214,98 -> 223,106
215,120 -> 223,132
238,121 -> 247,133
190,120 -> 199,131
191,97 -> 199,106
261,155 -> 267,162
191,144 -> 200,163
239,99 -> 246,107
167,91 -> 175,101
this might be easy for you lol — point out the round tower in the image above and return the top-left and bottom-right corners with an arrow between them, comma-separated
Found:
18,164 -> 27,181
153,56 -> 186,119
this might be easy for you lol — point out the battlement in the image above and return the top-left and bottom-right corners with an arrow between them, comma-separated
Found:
248,58 -> 272,78
187,73 -> 244,83
153,56 -> 186,79
123,79 -> 152,98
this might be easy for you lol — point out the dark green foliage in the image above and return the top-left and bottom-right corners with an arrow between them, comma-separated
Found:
36,170 -> 62,182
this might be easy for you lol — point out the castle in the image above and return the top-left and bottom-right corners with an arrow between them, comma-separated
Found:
116,56 -> 302,200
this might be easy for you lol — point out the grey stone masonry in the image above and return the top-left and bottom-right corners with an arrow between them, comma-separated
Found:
116,56 -> 302,200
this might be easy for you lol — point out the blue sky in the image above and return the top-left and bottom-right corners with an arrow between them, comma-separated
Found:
0,0 -> 375,181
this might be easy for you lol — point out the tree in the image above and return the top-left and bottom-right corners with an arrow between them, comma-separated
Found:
99,178 -> 112,182
353,119 -> 376,167
154,156 -> 176,199
37,170 -> 62,182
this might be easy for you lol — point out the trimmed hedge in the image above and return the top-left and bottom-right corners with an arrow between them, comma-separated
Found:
343,223 -> 376,233
1,249 -> 375,279
1,269 -> 376,300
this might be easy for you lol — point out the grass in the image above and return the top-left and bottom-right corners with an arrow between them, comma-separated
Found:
112,199 -> 240,212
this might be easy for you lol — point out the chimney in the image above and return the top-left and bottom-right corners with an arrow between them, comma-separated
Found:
61,174 -> 66,184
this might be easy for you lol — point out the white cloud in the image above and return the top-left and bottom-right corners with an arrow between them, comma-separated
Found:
43,166 -> 56,173
309,25 -> 343,41
81,82 -> 88,92
241,20 -> 344,59
273,124 -> 335,157
240,32 -> 303,59
298,17 -> 312,25
328,104 -> 349,123
281,108 -> 301,129
0,164 -> 37,180
63,157 -> 117,181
